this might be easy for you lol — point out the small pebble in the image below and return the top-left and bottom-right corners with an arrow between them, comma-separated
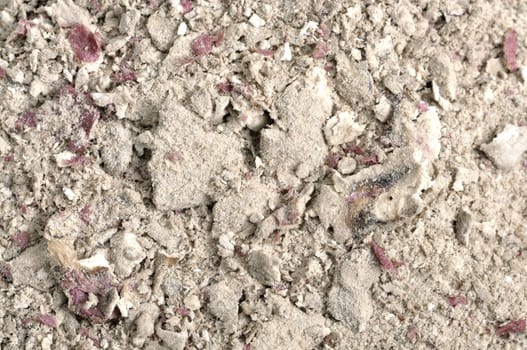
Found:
455,209 -> 472,246
249,14 -> 266,28
337,157 -> 357,175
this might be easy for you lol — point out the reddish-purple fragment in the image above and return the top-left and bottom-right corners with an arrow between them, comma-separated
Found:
257,49 -> 275,56
15,112 -> 38,132
60,268 -> 120,323
11,231 -> 31,249
90,0 -> 102,13
503,29 -> 519,71
80,109 -> 99,137
61,84 -> 79,99
68,140 -> 88,154
216,80 -> 251,96
180,0 -> 193,13
417,101 -> 429,112
66,155 -> 91,167
317,23 -> 331,40
0,67 -> 6,79
80,206 -> 91,225
80,327 -> 102,347
176,307 -> 190,317
67,23 -> 101,63
16,19 -> 34,36
273,281 -> 288,291
447,295 -> 468,307
273,208 -> 299,227
496,319 -> 526,337
165,150 -> 183,162
233,83 -> 252,96
346,187 -> 384,203
370,240 -> 396,273
113,56 -> 137,83
212,31 -> 224,47
286,209 -> 299,224
346,144 -> 365,156
362,154 -> 379,165
312,42 -> 328,59
191,34 -> 213,56
327,152 -> 342,169
217,80 -> 234,94
323,333 -> 337,347
36,313 -> 57,328
407,325 -> 418,343
113,70 -> 137,83
4,154 -> 14,162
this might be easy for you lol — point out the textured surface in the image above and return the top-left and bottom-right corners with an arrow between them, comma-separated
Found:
0,0 -> 527,349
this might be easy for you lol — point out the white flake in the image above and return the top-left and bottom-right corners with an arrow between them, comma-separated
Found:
249,13 -> 266,28
177,21 -> 187,36
281,42 -> 292,61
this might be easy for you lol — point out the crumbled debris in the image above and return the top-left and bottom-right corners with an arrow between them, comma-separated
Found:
452,167 -> 479,192
374,96 -> 392,122
312,184 -> 350,242
1,0 -> 527,348
327,249 -> 380,331
15,112 -> 39,132
429,51 -> 457,100
260,67 -> 332,185
10,243 -> 54,290
0,264 -> 13,283
312,42 -> 328,59
149,100 -> 244,210
156,325 -> 188,350
147,13 -> 177,51
110,232 -> 146,278
250,295 -> 328,348
113,57 -> 137,83
480,124 -> 527,170
99,121 -> 133,175
131,303 -> 160,347
247,250 -> 281,286
212,179 -> 275,238
454,209 -> 472,246
58,266 -> 121,323
206,281 -> 240,334
47,240 -> 122,323
324,111 -> 365,146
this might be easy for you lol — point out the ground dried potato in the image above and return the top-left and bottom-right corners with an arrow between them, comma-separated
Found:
1,0 -> 527,349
